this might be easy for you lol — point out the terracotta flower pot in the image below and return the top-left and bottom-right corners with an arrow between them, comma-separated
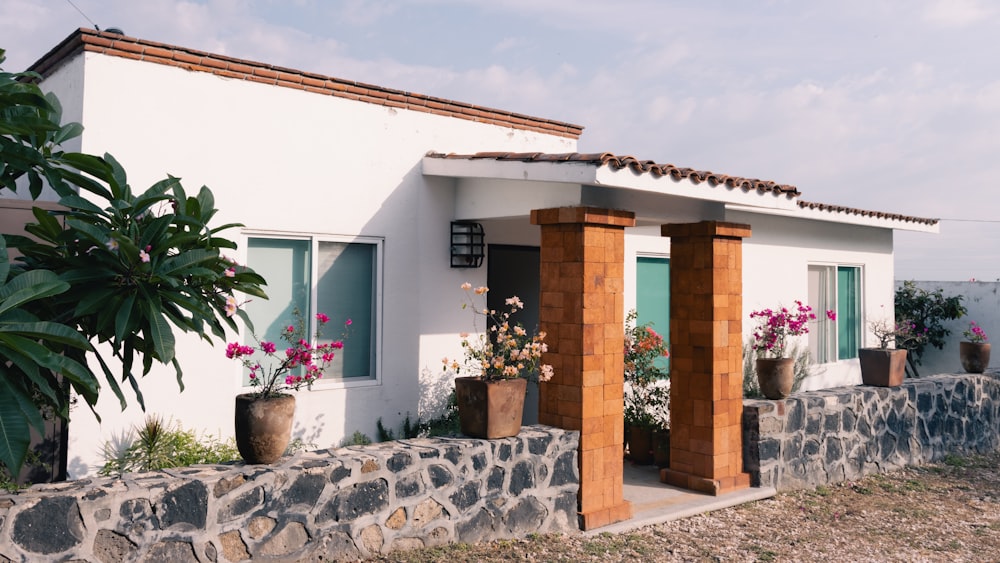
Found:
960,341 -> 991,374
628,425 -> 654,465
652,427 -> 671,468
858,348 -> 907,387
234,393 -> 295,464
454,377 -> 527,439
755,357 -> 794,399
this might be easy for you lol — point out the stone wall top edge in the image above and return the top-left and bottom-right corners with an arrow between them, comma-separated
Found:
1,425 -> 579,500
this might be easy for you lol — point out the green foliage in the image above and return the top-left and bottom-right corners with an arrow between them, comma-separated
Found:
624,310 -> 670,429
376,417 -> 394,442
339,431 -> 372,447
895,281 -> 967,377
99,415 -> 239,476
743,341 -> 812,398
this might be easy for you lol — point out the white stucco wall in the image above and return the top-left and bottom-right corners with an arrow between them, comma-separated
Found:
43,52 -> 576,477
730,210 -> 896,391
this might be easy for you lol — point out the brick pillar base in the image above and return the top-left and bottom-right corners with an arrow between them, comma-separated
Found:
660,221 -> 752,496
531,207 -> 635,530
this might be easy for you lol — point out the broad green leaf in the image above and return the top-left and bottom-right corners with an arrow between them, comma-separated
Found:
142,299 -> 175,364
159,249 -> 218,276
0,374 -> 32,476
115,293 -> 136,344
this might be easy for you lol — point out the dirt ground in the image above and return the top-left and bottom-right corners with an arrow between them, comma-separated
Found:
373,451 -> 1000,562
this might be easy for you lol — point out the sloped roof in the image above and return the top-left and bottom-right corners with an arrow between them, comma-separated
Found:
426,151 -> 939,227
28,28 -> 584,140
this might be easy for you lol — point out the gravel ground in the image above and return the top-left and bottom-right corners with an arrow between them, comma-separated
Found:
373,451 -> 1000,562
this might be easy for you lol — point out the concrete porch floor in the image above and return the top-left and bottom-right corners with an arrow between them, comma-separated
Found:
584,462 -> 777,536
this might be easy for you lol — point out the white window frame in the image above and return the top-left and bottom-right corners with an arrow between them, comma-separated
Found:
241,230 -> 384,389
808,262 -> 864,364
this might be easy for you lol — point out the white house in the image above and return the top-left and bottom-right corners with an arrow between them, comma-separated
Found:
23,29 -> 937,478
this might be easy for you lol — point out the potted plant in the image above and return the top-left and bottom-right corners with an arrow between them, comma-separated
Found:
623,310 -> 670,465
959,321 -> 990,374
859,316 -> 927,387
225,311 -> 348,463
749,301 -> 834,399
442,283 -> 553,439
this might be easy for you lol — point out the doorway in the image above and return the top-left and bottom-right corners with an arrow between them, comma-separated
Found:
487,244 -> 541,424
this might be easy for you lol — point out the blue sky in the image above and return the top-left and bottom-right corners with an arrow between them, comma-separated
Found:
3,0 -> 999,281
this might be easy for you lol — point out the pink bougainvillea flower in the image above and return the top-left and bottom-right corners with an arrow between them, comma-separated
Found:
316,313 -> 329,324
261,341 -> 276,354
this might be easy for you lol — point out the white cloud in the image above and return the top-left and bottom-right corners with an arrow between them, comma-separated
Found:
922,0 -> 994,27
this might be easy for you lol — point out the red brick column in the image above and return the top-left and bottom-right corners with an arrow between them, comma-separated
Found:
660,221 -> 752,495
531,206 -> 635,530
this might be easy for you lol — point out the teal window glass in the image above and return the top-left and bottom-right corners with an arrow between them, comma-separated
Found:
636,256 -> 670,373
837,266 -> 861,360
245,236 -> 377,382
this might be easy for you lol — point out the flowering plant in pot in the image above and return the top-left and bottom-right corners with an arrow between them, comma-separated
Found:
959,321 -> 990,373
225,311 -> 349,463
749,301 -> 834,399
623,310 -> 670,465
442,282 -> 553,439
860,316 -> 927,387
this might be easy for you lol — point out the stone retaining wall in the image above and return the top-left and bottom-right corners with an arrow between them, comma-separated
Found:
0,426 -> 579,562
742,371 -> 1000,491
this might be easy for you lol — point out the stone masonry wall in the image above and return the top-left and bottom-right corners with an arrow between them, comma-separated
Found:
0,426 -> 579,562
743,372 -> 1000,491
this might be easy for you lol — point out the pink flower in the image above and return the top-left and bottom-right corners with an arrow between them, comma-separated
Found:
139,249 -> 150,263
316,313 -> 329,324
261,341 -> 276,354
224,267 -> 236,278
826,310 -> 837,321
224,295 -> 238,317
345,319 -> 353,326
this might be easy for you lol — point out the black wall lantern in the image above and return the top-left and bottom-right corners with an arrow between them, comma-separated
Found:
450,221 -> 485,268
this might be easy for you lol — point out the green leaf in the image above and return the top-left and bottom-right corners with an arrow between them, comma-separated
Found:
115,293 -> 136,344
142,299 -> 175,364
0,321 -> 91,349
158,249 -> 218,276
0,374 -> 32,477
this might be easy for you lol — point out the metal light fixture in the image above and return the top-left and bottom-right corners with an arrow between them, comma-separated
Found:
450,221 -> 485,268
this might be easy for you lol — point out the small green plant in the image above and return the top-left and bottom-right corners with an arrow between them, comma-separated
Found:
99,415 -> 239,475
376,417 -> 395,441
943,453 -> 968,467
339,431 -> 372,447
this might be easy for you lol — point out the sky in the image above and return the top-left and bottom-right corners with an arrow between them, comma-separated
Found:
2,0 -> 999,281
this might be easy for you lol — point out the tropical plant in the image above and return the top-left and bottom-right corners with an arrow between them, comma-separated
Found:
750,301 -> 835,359
623,310 -> 670,429
0,236 -> 95,477
0,48 -> 267,477
895,280 -> 966,377
225,311 -> 349,399
442,283 -> 553,382
962,321 -> 988,344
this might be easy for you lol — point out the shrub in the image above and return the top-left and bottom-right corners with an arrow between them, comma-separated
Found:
99,415 -> 238,476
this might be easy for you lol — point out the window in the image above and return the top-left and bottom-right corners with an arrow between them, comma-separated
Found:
636,256 -> 670,372
808,265 -> 861,363
245,235 -> 381,382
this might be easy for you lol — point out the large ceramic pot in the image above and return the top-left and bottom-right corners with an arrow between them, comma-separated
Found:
959,341 -> 991,374
234,393 -> 296,464
628,425 -> 654,465
858,348 -> 907,387
755,357 -> 794,399
652,427 -> 671,468
454,377 -> 527,439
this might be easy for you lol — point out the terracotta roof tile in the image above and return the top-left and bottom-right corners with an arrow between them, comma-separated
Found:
427,151 -> 940,226
428,151 -> 801,197
797,200 -> 938,226
28,28 -> 584,140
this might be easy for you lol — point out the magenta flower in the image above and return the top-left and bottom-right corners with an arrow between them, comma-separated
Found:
261,341 -> 276,354
316,313 -> 329,323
